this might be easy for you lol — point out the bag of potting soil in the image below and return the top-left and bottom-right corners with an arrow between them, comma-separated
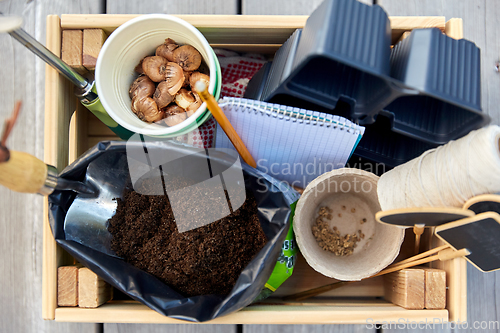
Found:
48,139 -> 297,322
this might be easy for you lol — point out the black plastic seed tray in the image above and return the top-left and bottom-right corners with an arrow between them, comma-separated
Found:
244,0 -> 490,166
387,28 -> 487,144
246,0 -> 393,124
350,111 -> 438,169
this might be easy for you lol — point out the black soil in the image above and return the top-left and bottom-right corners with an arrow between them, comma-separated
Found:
107,186 -> 267,297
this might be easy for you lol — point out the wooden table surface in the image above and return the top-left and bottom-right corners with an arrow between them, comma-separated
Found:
0,0 -> 499,332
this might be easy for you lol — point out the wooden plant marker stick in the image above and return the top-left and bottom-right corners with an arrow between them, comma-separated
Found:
393,244 -> 450,267
376,207 -> 475,228
435,212 -> 500,272
377,248 -> 470,276
78,268 -> 112,308
283,247 -> 468,301
413,223 -> 425,254
463,194 -> 500,214
281,281 -> 354,301
376,207 -> 473,256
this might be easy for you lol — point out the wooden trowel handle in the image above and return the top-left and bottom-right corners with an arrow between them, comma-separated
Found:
0,150 -> 51,194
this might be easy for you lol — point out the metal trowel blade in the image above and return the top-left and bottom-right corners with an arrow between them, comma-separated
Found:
63,152 -> 129,257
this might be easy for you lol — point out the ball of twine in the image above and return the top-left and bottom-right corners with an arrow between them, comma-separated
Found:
378,125 -> 500,210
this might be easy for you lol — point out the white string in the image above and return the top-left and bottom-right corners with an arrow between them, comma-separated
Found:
444,141 -> 465,204
433,145 -> 447,206
417,149 -> 436,206
378,125 -> 500,210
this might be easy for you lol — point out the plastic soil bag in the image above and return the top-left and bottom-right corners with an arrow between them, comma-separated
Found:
48,139 -> 295,322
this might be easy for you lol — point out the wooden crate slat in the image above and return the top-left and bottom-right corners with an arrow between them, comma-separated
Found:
54,301 -> 448,324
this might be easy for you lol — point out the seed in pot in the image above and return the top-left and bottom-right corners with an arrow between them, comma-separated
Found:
318,207 -> 329,217
351,208 -> 356,213
311,206 -> 360,256
159,104 -> 187,127
134,57 -> 145,74
175,88 -> 196,109
163,62 -> 184,95
186,92 -> 202,116
182,71 -> 192,88
190,72 -> 210,92
155,38 -> 179,62
129,39 -> 208,125
142,56 -> 169,82
153,82 -> 174,109
129,75 -> 155,100
173,45 -> 202,71
131,96 -> 163,123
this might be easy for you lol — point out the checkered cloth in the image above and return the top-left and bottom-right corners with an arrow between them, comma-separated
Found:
178,49 -> 267,148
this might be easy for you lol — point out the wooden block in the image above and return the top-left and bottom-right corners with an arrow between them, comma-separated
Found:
83,29 -> 107,70
396,31 -> 412,44
384,268 -> 425,309
57,266 -> 79,307
61,30 -> 86,74
78,267 -> 112,308
445,18 -> 464,40
423,268 -> 446,309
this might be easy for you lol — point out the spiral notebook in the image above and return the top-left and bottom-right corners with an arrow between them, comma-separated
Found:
215,97 -> 365,187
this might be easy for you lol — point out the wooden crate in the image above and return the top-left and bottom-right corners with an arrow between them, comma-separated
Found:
43,14 -> 466,324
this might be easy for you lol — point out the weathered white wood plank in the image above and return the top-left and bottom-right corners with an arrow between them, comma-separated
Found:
244,324 -> 374,333
0,1 -> 102,332
242,0 -> 372,15
383,327 -> 451,332
455,263 -> 500,333
104,324 -> 237,333
378,0 -> 500,125
106,1 -> 238,14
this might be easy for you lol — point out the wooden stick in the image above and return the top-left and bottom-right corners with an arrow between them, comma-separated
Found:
281,281 -> 354,301
1,100 -> 21,147
377,248 -> 469,276
195,81 -> 257,168
393,244 -> 450,267
413,224 -> 425,254
283,247 -> 468,301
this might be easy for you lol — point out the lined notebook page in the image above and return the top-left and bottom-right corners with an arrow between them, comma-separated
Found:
215,98 -> 365,188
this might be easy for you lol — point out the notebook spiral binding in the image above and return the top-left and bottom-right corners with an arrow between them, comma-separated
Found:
219,97 -> 362,135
